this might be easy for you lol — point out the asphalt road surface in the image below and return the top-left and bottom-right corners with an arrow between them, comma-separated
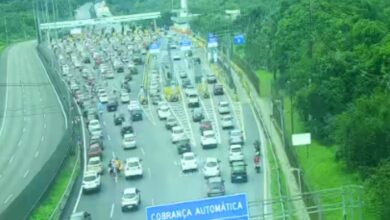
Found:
66,31 -> 266,219
0,41 -> 66,213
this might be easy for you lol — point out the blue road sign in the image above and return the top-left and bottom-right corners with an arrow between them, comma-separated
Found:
233,34 -> 245,45
180,40 -> 192,47
208,36 -> 218,48
149,43 -> 160,49
146,194 -> 249,220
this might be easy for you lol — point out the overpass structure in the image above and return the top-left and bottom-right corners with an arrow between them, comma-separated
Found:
39,12 -> 161,30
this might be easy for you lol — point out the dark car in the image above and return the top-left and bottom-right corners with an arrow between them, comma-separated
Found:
176,139 -> 192,154
88,143 -> 103,159
182,78 -> 192,89
69,211 -> 92,220
213,84 -> 224,95
151,94 -> 162,105
83,107 -> 97,119
133,56 -> 143,65
130,109 -> 143,121
122,81 -> 131,93
207,176 -> 225,197
121,122 -> 134,136
114,113 -> 125,125
124,73 -> 132,82
107,98 -> 119,112
200,120 -> 213,133
192,107 -> 204,122
130,67 -> 138,75
193,57 -> 201,65
230,161 -> 248,183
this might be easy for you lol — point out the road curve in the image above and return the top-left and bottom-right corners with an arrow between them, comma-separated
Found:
0,41 -> 66,213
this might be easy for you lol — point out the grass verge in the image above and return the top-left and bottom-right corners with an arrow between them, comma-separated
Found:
30,154 -> 79,220
256,70 -> 273,97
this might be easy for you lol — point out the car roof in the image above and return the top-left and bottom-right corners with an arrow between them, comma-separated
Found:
230,144 -> 242,149
172,126 -> 182,131
219,101 -> 228,104
124,133 -> 134,138
84,171 -> 98,176
208,176 -> 223,183
203,130 -> 215,135
206,157 -> 218,163
123,187 -> 137,194
89,157 -> 101,162
183,152 -> 195,157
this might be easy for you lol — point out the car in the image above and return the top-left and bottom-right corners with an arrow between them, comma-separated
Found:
200,120 -> 213,133
171,126 -> 186,143
151,94 -> 162,105
104,71 -> 115,79
120,92 -> 130,103
121,188 -> 141,212
62,64 -> 69,76
86,112 -> 98,125
99,92 -> 109,103
157,103 -> 171,120
213,84 -> 224,95
122,133 -> 137,149
182,78 -> 192,89
106,97 -> 118,112
181,152 -> 198,172
128,101 -> 143,121
201,130 -> 218,149
218,101 -> 230,114
230,161 -> 248,183
192,107 -> 204,122
113,113 -> 125,125
179,71 -> 187,78
121,122 -> 134,136
90,135 -> 104,150
122,81 -> 131,93
176,138 -> 192,154
87,156 -> 103,174
221,115 -> 234,129
229,145 -> 244,162
202,157 -> 221,178
173,55 -> 181,61
88,120 -> 102,137
207,176 -> 225,197
124,157 -> 143,178
229,129 -> 244,145
207,73 -> 217,84
165,115 -> 177,130
82,171 -> 101,193
88,143 -> 103,159
69,211 -> 92,220
187,90 -> 199,107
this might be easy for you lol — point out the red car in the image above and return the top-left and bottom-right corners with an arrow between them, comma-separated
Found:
200,120 -> 213,133
88,143 -> 103,159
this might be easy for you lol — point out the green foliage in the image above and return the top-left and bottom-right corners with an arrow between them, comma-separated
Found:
364,159 -> 390,220
334,91 -> 390,168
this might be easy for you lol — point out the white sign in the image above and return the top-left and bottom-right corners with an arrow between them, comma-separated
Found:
292,133 -> 311,146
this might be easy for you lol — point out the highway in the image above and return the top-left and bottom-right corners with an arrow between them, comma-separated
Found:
0,41 -> 66,212
54,28 -> 266,219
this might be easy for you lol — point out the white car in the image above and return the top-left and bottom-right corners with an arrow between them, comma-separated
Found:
62,64 -> 69,76
229,144 -> 244,162
122,133 -> 137,149
124,157 -> 143,178
203,157 -> 221,178
218,101 -> 230,114
171,126 -> 186,143
181,152 -> 198,172
201,130 -> 218,149
179,71 -> 187,78
157,104 -> 171,120
97,88 -> 106,96
104,71 -> 115,79
120,92 -> 130,103
88,119 -> 101,133
221,115 -> 234,129
121,187 -> 141,212
87,157 -> 103,174
187,91 -> 199,107
82,171 -> 101,193
99,92 -> 109,103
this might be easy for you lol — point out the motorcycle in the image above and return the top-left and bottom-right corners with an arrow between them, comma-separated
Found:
254,155 -> 261,173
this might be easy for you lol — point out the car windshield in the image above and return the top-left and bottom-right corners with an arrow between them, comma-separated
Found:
173,128 -> 183,134
89,160 -> 100,165
129,162 -> 139,168
231,147 -> 241,153
124,192 -> 136,199
184,155 -> 194,160
84,176 -> 96,182
206,161 -> 217,168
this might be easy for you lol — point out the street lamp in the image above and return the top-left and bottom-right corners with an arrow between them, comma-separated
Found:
290,167 -> 302,193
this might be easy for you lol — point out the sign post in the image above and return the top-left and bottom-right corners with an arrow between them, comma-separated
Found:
146,194 -> 249,220
292,133 -> 312,158
180,38 -> 192,51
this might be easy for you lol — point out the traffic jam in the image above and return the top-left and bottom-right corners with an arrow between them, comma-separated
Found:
50,24 -> 262,216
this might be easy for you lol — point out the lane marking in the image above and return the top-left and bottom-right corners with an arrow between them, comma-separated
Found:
103,121 -> 106,126
23,170 -> 30,178
43,113 -> 46,119
0,48 -> 10,136
107,135 -> 111,141
3,194 -> 13,204
34,151 -> 39,158
148,168 -> 151,178
23,127 -> 26,133
24,117 -> 27,122
110,203 -> 115,218
140,147 -> 145,155
44,123 -> 47,129
9,156 -> 14,164
35,49 -> 68,129
18,140 -> 22,146
112,152 -> 116,158
152,198 -> 155,205
41,136 -> 45,141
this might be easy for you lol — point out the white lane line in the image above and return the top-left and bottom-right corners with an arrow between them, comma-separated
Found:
3,194 -> 13,204
41,136 -> 45,141
148,168 -> 151,178
173,161 -> 178,166
23,170 -> 30,178
44,123 -> 47,129
0,49 -> 10,136
23,127 -> 26,133
107,135 -> 111,141
35,50 -> 68,129
140,147 -> 145,155
112,152 -> 116,159
110,203 -> 115,218
43,113 -> 46,119
9,156 -> 14,164
152,198 -> 155,205
24,117 -> 27,122
18,140 -> 22,146
34,151 -> 39,158
103,121 -> 106,126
